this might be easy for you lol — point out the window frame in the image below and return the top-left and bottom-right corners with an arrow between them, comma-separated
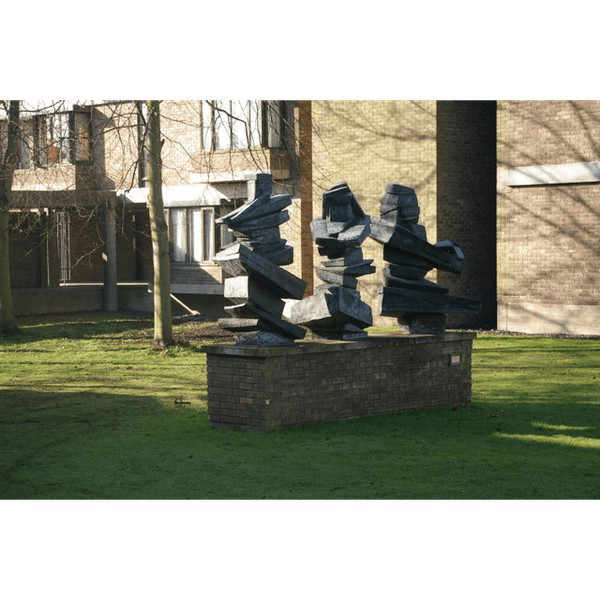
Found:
200,100 -> 289,152
31,108 -> 92,168
167,206 -> 217,264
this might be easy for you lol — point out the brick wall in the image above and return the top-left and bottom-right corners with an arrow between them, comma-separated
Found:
308,101 -> 496,329
310,101 -> 438,324
497,101 -> 600,332
205,333 -> 475,431
9,213 -> 43,288
436,101 -> 497,329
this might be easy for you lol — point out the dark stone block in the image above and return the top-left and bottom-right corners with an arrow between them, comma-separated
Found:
383,246 -> 432,270
321,260 -> 376,278
257,244 -> 293,266
224,302 -> 306,340
379,205 -> 420,223
369,217 -> 464,274
227,210 -> 290,235
218,317 -> 261,332
214,243 -> 307,300
382,268 -> 449,294
311,324 -> 369,341
336,220 -> 371,244
234,331 -> 296,347
328,203 -> 354,223
322,181 -> 367,221
378,287 -> 482,316
320,247 -> 364,267
217,193 -> 292,226
235,227 -> 282,247
385,264 -> 431,280
396,313 -> 447,335
315,268 -> 359,288
224,276 -> 286,315
290,286 -> 372,331
385,183 -> 416,196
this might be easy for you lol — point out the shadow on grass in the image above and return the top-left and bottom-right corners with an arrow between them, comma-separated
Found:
4,313 -> 154,345
3,386 -> 600,499
0,388 -> 207,500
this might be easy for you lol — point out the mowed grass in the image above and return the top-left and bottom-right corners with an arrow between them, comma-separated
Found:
1,313 -> 600,499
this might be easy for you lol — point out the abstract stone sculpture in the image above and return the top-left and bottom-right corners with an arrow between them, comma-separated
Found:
290,181 -> 374,339
214,173 -> 307,346
369,183 -> 481,334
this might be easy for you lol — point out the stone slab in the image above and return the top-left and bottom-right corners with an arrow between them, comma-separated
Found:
290,286 -> 373,330
379,287 -> 482,316
217,193 -> 292,226
224,302 -> 306,339
320,247 -> 364,267
319,260 -> 376,277
370,217 -> 464,274
396,313 -> 448,335
213,243 -> 307,300
382,269 -> 449,294
228,210 -> 290,235
223,276 -> 286,316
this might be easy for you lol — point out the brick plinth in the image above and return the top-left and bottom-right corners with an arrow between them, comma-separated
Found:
203,333 -> 476,431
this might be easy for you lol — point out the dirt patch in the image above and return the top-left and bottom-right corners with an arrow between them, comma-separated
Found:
175,321 -> 600,344
174,318 -> 235,344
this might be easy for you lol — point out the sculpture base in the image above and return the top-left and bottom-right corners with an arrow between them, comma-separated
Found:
203,332 -> 476,431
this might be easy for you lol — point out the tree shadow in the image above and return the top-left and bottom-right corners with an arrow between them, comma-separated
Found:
497,101 -> 600,329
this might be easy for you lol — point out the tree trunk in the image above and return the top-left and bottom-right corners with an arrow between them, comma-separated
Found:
145,100 -> 173,346
0,101 -> 19,335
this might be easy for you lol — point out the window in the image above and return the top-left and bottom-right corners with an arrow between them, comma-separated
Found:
35,113 -> 70,165
200,100 -> 289,152
168,207 -> 216,263
34,109 -> 92,167
167,200 -> 244,263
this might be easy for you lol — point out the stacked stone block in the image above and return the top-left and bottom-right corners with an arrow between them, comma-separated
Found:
214,173 -> 307,346
290,181 -> 375,339
370,183 -> 481,334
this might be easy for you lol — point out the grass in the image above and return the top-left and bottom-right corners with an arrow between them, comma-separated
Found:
1,313 -> 600,499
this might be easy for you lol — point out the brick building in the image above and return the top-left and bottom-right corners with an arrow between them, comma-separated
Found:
497,101 -> 600,334
4,100 -> 600,334
4,100 -> 305,317
310,100 -> 600,334
310,100 -> 497,329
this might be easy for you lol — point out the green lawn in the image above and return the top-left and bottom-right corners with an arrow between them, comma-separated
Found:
1,313 -> 599,499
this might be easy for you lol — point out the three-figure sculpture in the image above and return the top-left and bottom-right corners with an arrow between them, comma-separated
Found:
215,175 -> 480,345
290,182 -> 375,340
213,173 -> 307,346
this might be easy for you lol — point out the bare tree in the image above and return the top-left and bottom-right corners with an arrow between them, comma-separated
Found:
4,100 -> 319,342
0,100 -> 19,334
145,100 -> 172,346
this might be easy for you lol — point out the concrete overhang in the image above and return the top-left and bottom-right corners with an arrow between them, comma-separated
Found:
117,183 -> 229,207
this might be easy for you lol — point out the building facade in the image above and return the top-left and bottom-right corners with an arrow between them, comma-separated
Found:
5,100 -> 600,334
310,100 -> 497,329
497,101 -> 600,334
5,100 -> 306,317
